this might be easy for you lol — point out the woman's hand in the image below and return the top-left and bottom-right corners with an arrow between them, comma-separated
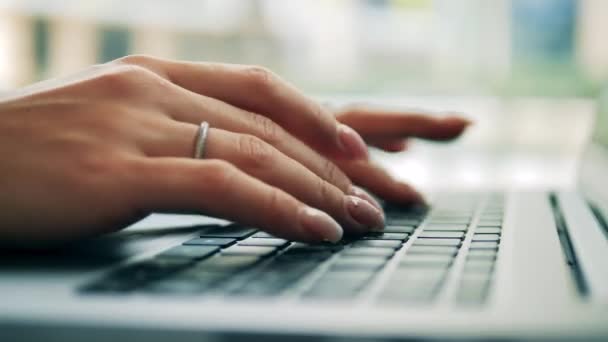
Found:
0,55 -> 386,246
334,105 -> 471,204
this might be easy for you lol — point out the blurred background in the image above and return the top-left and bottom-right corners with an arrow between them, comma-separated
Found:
0,0 -> 606,191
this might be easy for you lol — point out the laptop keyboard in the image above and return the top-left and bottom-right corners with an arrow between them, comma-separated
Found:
83,193 -> 504,306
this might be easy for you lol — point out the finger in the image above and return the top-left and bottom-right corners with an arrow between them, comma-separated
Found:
132,158 -> 342,242
337,160 -> 426,205
336,106 -> 472,141
116,55 -> 368,160
202,128 -> 384,234
145,84 -> 353,194
366,138 -> 409,152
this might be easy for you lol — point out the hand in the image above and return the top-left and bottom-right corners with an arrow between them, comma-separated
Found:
0,55 -> 384,247
334,105 -> 471,204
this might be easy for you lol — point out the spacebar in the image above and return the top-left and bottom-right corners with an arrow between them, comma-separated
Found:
557,191 -> 608,304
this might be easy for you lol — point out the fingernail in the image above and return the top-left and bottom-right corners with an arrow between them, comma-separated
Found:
299,207 -> 343,242
345,196 -> 385,231
348,186 -> 383,212
338,124 -> 368,159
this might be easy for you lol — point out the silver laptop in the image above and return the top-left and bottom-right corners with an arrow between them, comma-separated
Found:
1,96 -> 607,341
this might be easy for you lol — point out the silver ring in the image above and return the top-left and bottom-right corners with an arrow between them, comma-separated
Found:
194,121 -> 210,159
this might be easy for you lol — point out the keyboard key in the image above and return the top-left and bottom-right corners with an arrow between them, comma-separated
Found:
428,218 -> 470,224
251,231 -> 278,239
199,225 -> 257,239
386,218 -> 420,226
157,245 -> 219,260
342,247 -> 395,257
352,240 -> 402,249
379,269 -> 446,304
221,245 -> 276,256
279,250 -> 333,260
142,278 -> 207,294
362,232 -> 409,241
383,225 -> 416,234
196,255 -> 261,271
286,242 -> 343,253
305,272 -> 373,298
424,224 -> 468,232
331,256 -> 387,271
407,245 -> 459,255
470,241 -> 499,249
472,234 -> 500,242
477,220 -> 502,226
234,260 -> 317,295
238,238 -> 289,247
476,227 -> 501,234
419,231 -> 465,239
414,238 -> 461,247
467,249 -> 497,259
463,259 -> 495,273
455,273 -> 492,305
183,237 -> 236,247
400,254 -> 453,268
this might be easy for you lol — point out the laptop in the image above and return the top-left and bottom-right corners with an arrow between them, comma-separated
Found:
1,95 -> 607,341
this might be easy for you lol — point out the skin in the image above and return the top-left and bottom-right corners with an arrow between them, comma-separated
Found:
0,55 -> 469,248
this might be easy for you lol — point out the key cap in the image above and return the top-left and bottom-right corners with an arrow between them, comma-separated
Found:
238,238 -> 289,247
331,256 -> 387,271
352,240 -> 402,249
195,255 -> 261,271
379,269 -> 446,304
221,245 -> 276,256
383,225 -> 416,234
427,218 -> 470,224
386,218 -> 420,226
472,234 -> 500,242
400,254 -> 453,268
414,238 -> 461,247
476,227 -> 501,234
305,272 -> 373,298
157,245 -> 219,260
342,247 -> 395,257
288,242 -> 343,251
424,224 -> 468,231
235,260 -> 317,295
455,273 -> 491,305
362,232 -> 409,241
183,237 -> 236,247
467,249 -> 497,259
463,259 -> 495,273
419,231 -> 465,239
199,225 -> 257,239
407,245 -> 459,255
470,241 -> 499,249
251,231 -> 278,239
477,220 -> 502,226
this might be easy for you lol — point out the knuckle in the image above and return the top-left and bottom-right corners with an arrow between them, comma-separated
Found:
262,188 -> 283,222
114,54 -> 153,66
243,65 -> 277,94
316,178 -> 337,208
320,158 -> 350,190
97,64 -> 155,89
250,113 -> 284,145
237,134 -> 275,167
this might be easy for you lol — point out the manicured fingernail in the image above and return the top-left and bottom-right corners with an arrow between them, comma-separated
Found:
345,196 -> 385,231
348,186 -> 383,212
299,207 -> 343,242
338,124 -> 368,159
